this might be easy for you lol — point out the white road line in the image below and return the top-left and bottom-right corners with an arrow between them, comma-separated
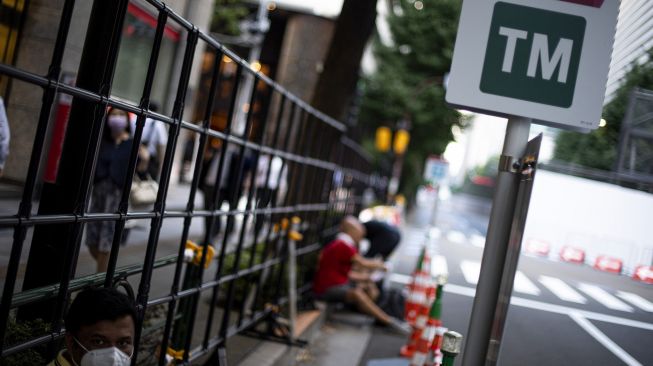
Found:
428,227 -> 442,240
388,273 -> 412,285
431,255 -> 448,278
539,276 -> 587,304
617,291 -> 653,312
445,283 -> 653,331
470,234 -> 486,248
569,312 -> 643,366
460,260 -> 481,285
447,230 -> 467,244
578,283 -> 634,312
513,271 -> 541,296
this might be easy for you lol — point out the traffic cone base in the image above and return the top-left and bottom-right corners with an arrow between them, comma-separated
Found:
400,344 -> 416,358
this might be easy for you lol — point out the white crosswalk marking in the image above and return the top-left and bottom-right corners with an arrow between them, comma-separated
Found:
431,255 -> 448,278
578,283 -> 633,312
460,261 -> 539,295
447,230 -> 467,244
616,291 -> 653,312
539,276 -> 587,304
460,260 -> 480,284
470,234 -> 485,248
513,271 -> 541,295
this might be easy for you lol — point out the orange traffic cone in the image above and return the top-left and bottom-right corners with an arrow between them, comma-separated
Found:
409,287 -> 443,366
406,247 -> 433,323
429,284 -> 446,366
432,325 -> 448,366
401,247 -> 435,358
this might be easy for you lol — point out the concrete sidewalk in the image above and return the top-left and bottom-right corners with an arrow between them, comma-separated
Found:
236,307 -> 377,366
235,223 -> 431,366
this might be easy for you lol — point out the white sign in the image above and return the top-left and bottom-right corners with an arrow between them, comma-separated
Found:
446,0 -> 618,131
424,156 -> 448,185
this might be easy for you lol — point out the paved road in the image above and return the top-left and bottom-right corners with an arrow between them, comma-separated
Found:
387,194 -> 653,366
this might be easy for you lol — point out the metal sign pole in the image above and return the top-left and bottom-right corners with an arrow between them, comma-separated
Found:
488,133 -> 542,365
461,116 -> 530,366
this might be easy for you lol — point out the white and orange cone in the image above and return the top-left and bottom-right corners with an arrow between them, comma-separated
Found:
429,284 -> 446,366
409,286 -> 444,366
405,247 -> 433,324
401,247 -> 435,358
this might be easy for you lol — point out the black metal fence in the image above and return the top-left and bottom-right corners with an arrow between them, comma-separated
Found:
0,1 -> 381,364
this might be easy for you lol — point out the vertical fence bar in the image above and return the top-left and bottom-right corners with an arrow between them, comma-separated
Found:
237,92 -> 287,325
217,73 -> 261,340
18,0 -> 131,321
47,2 -> 133,359
236,88 -> 284,326
132,26 -> 199,362
0,0 -> 77,349
105,6 -> 169,288
202,62 -> 244,350
159,46 -> 224,365
246,100 -> 298,321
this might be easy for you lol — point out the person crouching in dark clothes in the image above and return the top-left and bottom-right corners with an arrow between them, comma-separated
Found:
313,216 -> 410,334
362,220 -> 401,260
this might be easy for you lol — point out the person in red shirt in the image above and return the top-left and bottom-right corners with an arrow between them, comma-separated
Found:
313,216 -> 410,334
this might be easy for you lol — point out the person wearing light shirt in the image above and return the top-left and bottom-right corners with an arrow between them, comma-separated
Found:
0,97 -> 10,177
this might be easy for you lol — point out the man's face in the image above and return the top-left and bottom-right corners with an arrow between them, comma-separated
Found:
66,315 -> 135,364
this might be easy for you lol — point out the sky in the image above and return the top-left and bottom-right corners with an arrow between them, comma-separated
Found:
272,0 -> 344,18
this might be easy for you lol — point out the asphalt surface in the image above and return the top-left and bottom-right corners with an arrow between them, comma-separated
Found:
382,194 -> 653,366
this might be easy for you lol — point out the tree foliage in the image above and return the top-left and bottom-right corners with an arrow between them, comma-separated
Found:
553,50 -> 653,170
210,0 -> 249,36
359,0 -> 465,201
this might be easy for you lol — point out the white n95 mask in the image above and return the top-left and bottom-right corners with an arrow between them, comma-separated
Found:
79,346 -> 132,366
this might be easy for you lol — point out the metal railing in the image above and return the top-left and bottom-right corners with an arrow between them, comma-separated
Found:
0,1 -> 382,364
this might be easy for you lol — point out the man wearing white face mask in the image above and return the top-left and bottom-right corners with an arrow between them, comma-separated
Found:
48,288 -> 136,366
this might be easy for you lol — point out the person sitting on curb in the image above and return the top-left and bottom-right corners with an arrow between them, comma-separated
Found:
313,216 -> 411,334
48,287 -> 136,366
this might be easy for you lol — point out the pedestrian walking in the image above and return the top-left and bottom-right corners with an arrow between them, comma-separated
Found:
130,102 -> 167,181
86,107 -> 146,273
253,154 -> 287,236
0,97 -> 10,178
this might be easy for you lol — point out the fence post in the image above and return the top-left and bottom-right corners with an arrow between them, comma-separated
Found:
287,216 -> 303,342
19,0 -> 130,322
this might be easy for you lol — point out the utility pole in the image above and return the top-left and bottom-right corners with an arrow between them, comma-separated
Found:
19,0 -> 130,321
232,0 -> 270,136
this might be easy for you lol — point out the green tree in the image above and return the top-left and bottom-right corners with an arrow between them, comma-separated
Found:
359,0 -> 465,201
553,50 -> 653,170
210,0 -> 249,36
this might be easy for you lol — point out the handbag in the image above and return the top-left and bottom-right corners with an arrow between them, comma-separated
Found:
130,174 -> 159,205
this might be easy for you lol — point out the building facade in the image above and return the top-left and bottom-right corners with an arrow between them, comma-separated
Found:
605,0 -> 653,102
0,0 -> 214,184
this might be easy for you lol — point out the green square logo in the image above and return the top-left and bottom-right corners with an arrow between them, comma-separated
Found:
480,2 -> 585,108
